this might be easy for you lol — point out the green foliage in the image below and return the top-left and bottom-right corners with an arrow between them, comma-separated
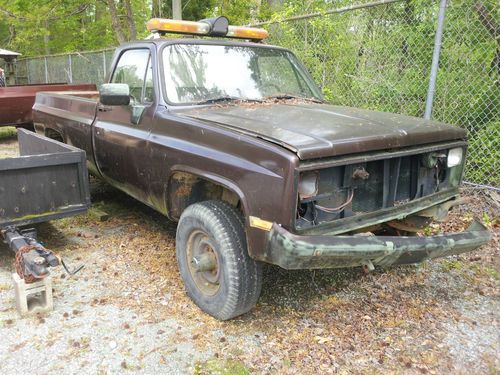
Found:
194,358 -> 250,375
470,263 -> 500,281
0,126 -> 16,139
466,121 -> 499,185
441,259 -> 464,273
0,0 -> 268,56
0,0 -> 150,57
206,1 -> 256,25
158,0 -> 217,22
482,212 -> 491,226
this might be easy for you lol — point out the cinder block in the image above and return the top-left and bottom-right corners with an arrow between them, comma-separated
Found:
12,273 -> 53,317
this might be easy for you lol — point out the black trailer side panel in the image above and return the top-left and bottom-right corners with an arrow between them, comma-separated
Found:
0,129 -> 90,227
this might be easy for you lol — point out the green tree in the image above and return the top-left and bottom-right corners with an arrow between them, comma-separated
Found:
0,0 -> 149,56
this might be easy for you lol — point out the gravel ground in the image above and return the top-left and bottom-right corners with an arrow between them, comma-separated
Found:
0,136 -> 18,158
0,137 -> 499,374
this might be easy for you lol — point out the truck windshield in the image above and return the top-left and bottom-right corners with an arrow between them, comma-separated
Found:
162,43 -> 323,105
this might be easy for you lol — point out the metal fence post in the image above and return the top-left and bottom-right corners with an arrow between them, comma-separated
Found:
424,0 -> 447,120
102,51 -> 107,81
44,57 -> 49,83
68,54 -> 73,83
26,60 -> 31,84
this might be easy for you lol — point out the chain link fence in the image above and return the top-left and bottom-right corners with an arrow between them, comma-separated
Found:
11,0 -> 498,189
14,48 -> 114,87
256,0 -> 498,189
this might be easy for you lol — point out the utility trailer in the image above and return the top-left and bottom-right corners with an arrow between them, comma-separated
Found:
0,129 -> 90,313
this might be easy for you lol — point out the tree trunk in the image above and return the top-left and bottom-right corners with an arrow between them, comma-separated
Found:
8,25 -> 16,44
152,0 -> 160,18
267,0 -> 283,8
474,2 -> 497,37
172,0 -> 182,20
95,1 -> 103,22
106,0 -> 126,43
123,0 -> 137,40
474,2 -> 499,75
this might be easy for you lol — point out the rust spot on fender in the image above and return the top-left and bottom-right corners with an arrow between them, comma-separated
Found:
172,172 -> 197,198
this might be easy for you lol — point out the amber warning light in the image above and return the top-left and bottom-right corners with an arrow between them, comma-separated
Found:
146,16 -> 268,41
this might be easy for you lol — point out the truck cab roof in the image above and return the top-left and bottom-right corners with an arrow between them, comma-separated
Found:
118,37 -> 290,51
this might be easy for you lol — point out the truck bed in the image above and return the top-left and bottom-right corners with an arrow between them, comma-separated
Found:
32,91 -> 100,170
32,91 -> 99,124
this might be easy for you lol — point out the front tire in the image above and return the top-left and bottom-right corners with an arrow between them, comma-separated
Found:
176,200 -> 262,320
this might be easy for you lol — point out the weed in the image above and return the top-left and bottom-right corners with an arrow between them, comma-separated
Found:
440,259 -> 463,272
482,212 -> 492,226
471,264 -> 500,281
0,127 -> 16,139
194,358 -> 250,375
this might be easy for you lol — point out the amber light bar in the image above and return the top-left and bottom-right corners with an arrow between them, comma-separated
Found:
146,19 -> 210,35
227,25 -> 268,40
146,17 -> 269,41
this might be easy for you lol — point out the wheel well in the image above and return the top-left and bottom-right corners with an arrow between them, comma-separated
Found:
45,128 -> 64,142
168,172 -> 241,220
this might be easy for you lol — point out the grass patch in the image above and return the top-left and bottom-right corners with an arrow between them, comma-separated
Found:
0,126 -> 16,139
471,264 -> 500,281
440,259 -> 464,272
194,358 -> 250,375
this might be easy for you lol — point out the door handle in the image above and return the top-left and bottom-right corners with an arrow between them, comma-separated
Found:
98,104 -> 113,112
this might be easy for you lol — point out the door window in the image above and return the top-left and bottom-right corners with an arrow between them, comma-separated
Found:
112,49 -> 153,104
143,57 -> 154,103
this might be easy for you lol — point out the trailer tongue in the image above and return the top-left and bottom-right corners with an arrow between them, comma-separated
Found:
0,129 -> 90,314
2,226 -> 83,282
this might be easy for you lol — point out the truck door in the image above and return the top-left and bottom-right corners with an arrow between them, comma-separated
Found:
93,48 -> 155,204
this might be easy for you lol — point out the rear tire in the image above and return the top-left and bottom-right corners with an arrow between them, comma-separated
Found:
176,200 -> 262,320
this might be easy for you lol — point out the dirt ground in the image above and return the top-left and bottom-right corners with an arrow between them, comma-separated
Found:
0,136 -> 499,374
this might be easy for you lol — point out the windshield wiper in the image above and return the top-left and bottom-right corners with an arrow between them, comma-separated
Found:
196,96 -> 262,105
265,94 -> 323,103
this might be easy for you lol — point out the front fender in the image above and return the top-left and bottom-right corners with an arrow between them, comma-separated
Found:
168,165 -> 250,219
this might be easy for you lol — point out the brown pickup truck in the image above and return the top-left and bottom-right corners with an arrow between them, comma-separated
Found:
0,83 -> 96,128
32,17 -> 490,320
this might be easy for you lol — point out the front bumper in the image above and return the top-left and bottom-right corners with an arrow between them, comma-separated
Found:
266,220 -> 491,269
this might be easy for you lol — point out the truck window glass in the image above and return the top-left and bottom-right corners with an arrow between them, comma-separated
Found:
256,55 -> 305,96
112,49 -> 150,104
143,56 -> 154,103
162,44 -> 322,104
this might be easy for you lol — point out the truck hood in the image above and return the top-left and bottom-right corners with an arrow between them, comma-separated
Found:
179,103 -> 466,159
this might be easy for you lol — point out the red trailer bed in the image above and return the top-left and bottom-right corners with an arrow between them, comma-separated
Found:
0,83 -> 96,128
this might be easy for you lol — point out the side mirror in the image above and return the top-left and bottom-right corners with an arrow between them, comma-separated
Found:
99,83 -> 130,106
